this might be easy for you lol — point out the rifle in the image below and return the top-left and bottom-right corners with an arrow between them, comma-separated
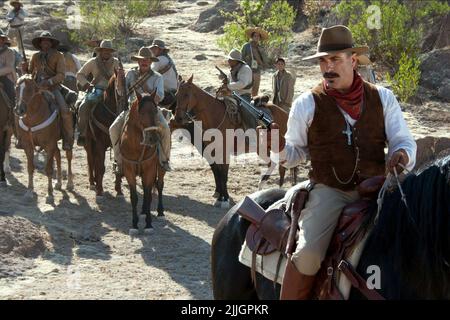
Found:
16,24 -> 26,64
232,91 -> 272,128
215,65 -> 228,84
116,57 -> 128,111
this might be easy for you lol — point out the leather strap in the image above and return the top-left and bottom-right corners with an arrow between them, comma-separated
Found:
338,260 -> 385,300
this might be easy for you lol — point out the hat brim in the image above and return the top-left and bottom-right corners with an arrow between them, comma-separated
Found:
10,1 -> 23,7
302,46 -> 369,61
245,27 -> 269,41
131,55 -> 159,62
86,40 -> 102,48
94,47 -> 116,53
149,45 -> 169,52
357,54 -> 372,65
32,37 -> 60,50
227,55 -> 245,64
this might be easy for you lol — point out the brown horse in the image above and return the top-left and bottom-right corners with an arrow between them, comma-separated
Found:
15,75 -> 73,199
83,72 -> 123,198
120,91 -> 166,234
174,75 -> 294,208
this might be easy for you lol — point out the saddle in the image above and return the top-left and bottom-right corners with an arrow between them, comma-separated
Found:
236,176 -> 386,299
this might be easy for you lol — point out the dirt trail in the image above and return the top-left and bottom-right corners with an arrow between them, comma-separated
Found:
0,0 -> 448,300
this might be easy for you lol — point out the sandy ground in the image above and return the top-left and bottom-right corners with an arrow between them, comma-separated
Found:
0,0 -> 449,300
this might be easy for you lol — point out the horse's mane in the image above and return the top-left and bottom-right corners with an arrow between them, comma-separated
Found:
362,155 -> 450,298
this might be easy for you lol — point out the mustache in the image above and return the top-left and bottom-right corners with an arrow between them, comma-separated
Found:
323,72 -> 340,78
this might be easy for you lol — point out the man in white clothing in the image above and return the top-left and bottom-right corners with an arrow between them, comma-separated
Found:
5,1 -> 27,52
149,39 -> 178,107
265,25 -> 416,300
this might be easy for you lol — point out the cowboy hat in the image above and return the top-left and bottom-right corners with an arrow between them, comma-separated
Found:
32,31 -> 60,50
10,1 -> 23,7
245,27 -> 269,41
227,48 -> 245,64
357,54 -> 372,65
149,39 -> 169,52
302,25 -> 368,61
94,39 -> 116,53
131,46 -> 159,62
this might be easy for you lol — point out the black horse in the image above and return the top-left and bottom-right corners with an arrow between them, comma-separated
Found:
211,155 -> 450,299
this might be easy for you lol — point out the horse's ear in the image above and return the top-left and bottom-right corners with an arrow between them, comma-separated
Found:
187,74 -> 193,83
135,90 -> 142,101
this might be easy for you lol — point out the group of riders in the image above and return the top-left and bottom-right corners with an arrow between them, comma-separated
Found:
2,0 -> 418,300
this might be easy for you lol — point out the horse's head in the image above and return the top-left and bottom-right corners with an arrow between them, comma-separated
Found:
15,74 -> 38,117
175,74 -> 197,125
132,90 -> 160,146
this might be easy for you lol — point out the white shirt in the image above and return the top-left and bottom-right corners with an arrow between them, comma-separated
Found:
279,85 -> 417,171
6,8 -> 27,27
227,63 -> 253,95
151,55 -> 178,91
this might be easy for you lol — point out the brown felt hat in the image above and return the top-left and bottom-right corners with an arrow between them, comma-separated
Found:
10,1 -> 23,7
303,25 -> 368,61
131,47 -> 159,62
32,31 -> 60,50
94,40 -> 116,53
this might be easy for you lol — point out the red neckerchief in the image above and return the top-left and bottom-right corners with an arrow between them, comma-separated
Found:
323,70 -> 364,120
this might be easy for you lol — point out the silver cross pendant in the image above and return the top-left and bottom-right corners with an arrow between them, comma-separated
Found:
342,121 -> 353,146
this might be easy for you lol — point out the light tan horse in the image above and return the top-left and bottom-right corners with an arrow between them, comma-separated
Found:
15,75 -> 73,200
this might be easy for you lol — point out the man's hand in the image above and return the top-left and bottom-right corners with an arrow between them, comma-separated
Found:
388,149 -> 409,174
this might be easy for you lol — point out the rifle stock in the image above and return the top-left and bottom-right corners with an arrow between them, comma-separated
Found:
215,65 -> 228,84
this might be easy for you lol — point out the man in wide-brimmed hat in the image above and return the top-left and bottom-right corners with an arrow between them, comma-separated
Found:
356,54 -> 376,84
149,39 -> 179,106
22,31 -> 74,151
265,25 -> 416,299
109,47 -> 172,173
5,1 -> 27,52
241,26 -> 270,97
0,31 -> 17,100
57,42 -> 81,92
271,57 -> 296,113
76,39 -> 121,146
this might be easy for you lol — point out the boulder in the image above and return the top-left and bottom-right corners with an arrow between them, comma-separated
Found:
419,47 -> 450,101
191,0 -> 239,34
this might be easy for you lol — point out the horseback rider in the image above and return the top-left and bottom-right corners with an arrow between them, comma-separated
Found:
57,42 -> 81,92
241,27 -> 270,97
21,31 -> 74,151
5,0 -> 27,53
109,46 -> 172,173
266,25 -> 417,299
149,39 -> 178,107
272,57 -> 296,113
0,31 -> 17,109
76,40 -> 120,146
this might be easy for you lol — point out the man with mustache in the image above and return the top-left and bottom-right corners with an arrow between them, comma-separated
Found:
267,25 -> 416,299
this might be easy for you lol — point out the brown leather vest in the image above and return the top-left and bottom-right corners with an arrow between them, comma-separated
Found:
308,81 -> 386,190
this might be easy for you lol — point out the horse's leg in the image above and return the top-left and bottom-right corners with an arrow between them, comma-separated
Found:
85,142 -> 96,191
156,168 -> 165,217
66,149 -> 74,191
54,148 -> 62,190
24,144 -> 35,198
94,142 -> 106,198
129,181 -> 139,235
0,130 -> 5,186
210,163 -> 220,198
3,128 -> 12,174
278,164 -> 286,187
258,161 -> 276,190
114,172 -> 123,198
142,185 -> 153,234
215,164 -> 230,209
44,146 -> 56,198
292,166 -> 299,186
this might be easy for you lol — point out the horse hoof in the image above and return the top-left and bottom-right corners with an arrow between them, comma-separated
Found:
54,182 -> 62,191
129,228 -> 139,237
89,184 -> 96,191
66,181 -> 74,191
212,191 -> 220,198
157,212 -> 165,218
144,228 -> 154,235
